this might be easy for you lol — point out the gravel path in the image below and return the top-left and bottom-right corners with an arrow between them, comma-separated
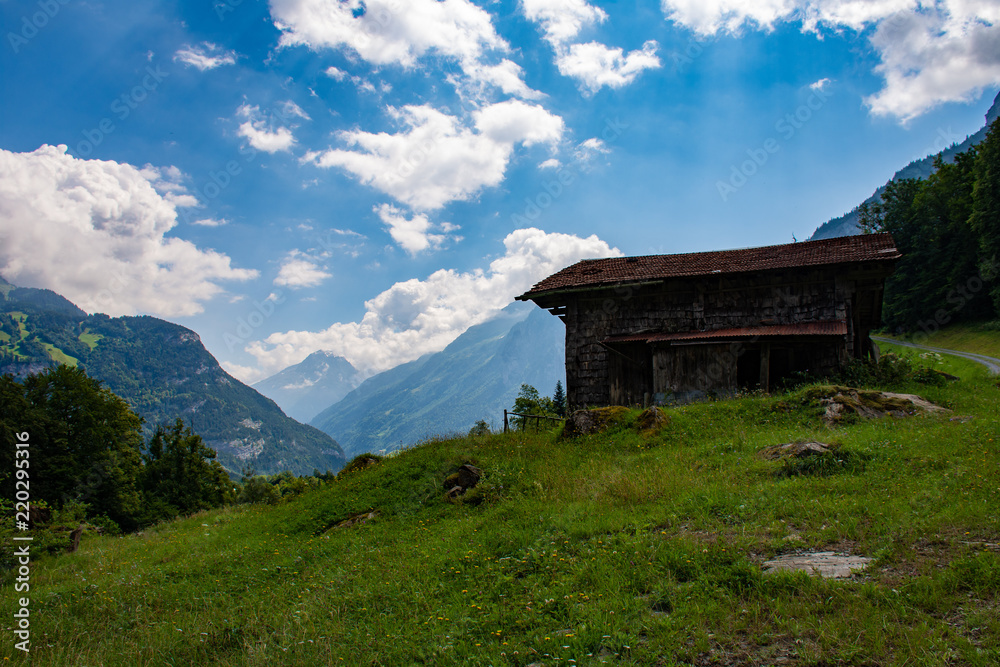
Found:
871,336 -> 1000,375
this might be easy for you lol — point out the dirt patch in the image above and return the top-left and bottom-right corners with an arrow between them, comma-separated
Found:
692,633 -> 821,667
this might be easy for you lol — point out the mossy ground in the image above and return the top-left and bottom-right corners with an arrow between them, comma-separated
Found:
2,343 -> 998,666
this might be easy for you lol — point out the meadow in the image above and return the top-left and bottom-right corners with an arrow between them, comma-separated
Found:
2,343 -> 998,666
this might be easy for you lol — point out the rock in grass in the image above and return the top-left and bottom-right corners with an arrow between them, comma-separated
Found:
562,406 -> 630,437
763,551 -> 871,579
443,464 -> 482,496
760,441 -> 833,460
333,510 -> 379,530
802,386 -> 950,425
636,406 -> 669,432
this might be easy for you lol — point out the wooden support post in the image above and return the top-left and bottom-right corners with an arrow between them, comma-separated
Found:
760,342 -> 771,393
504,409 -> 508,433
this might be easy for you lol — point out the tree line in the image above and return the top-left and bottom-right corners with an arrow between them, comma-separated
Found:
0,365 -> 336,537
860,118 -> 1000,332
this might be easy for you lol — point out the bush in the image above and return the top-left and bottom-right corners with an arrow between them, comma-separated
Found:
468,420 -> 491,437
833,352 -> 945,389
336,454 -> 384,481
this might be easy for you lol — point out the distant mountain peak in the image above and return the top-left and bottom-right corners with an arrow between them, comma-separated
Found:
253,352 -> 362,423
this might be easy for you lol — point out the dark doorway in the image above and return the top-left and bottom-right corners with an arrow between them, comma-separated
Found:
736,347 -> 760,389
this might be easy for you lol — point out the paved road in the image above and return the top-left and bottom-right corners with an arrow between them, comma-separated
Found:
872,336 -> 1000,375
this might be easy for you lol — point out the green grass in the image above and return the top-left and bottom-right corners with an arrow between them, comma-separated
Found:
878,341 -> 988,378
9,311 -> 28,337
78,332 -> 103,350
3,369 -> 999,666
885,321 -> 1000,359
41,343 -> 78,367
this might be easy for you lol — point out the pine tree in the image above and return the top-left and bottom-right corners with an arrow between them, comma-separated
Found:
552,381 -> 566,416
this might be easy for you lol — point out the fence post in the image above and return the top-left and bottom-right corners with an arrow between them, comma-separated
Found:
504,409 -> 508,433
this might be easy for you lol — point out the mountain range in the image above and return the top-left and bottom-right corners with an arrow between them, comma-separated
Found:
253,351 -> 362,423
810,90 -> 1000,240
0,277 -> 344,477
304,302 -> 565,458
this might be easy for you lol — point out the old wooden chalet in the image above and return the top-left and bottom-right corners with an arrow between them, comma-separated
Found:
516,233 -> 901,408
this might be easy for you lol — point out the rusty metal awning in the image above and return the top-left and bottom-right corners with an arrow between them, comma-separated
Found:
604,320 -> 848,345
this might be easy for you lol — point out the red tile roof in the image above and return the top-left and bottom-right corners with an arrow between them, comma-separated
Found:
603,320 -> 848,344
518,233 -> 899,299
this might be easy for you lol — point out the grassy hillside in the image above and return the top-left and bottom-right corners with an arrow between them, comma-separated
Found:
3,350 -> 998,665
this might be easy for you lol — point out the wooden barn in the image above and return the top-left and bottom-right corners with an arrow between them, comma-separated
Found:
516,233 -> 901,408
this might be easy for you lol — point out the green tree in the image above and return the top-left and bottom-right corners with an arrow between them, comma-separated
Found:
0,365 -> 144,530
141,419 -> 233,521
865,150 -> 992,331
510,384 -> 557,429
971,118 -> 1000,312
552,381 -> 567,417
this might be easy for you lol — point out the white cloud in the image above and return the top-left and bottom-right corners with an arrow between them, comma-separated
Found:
522,0 -> 661,92
473,99 -> 566,146
461,58 -> 545,101
222,361 -> 268,385
274,252 -> 332,288
866,5 -> 1000,120
174,42 -> 238,71
556,40 -> 661,94
522,0 -> 608,44
810,77 -> 833,92
375,204 -> 459,255
324,66 -> 348,80
191,217 -> 228,227
0,145 -> 257,317
237,104 -> 297,153
242,227 -> 622,378
660,0 -> 1000,121
539,158 -> 562,169
303,101 -> 564,210
574,137 -> 611,166
138,164 -> 199,207
269,0 -> 540,99
281,100 -> 311,121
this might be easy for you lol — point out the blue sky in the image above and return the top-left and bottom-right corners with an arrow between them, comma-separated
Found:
1,0 -> 998,382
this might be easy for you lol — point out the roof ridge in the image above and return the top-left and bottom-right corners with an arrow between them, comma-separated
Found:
518,233 -> 899,300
